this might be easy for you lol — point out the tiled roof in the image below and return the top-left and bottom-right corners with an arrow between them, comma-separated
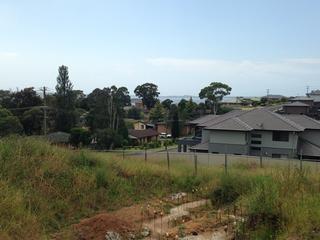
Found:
198,108 -> 306,132
282,114 -> 320,130
189,114 -> 219,125
197,110 -> 245,127
299,139 -> 320,157
128,129 -> 159,139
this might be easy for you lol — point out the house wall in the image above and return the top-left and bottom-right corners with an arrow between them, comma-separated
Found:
133,122 -> 146,130
250,131 -> 298,149
206,129 -> 299,158
156,124 -> 170,134
209,130 -> 247,145
208,130 -> 249,155
283,106 -> 309,114
249,131 -> 298,157
201,129 -> 210,143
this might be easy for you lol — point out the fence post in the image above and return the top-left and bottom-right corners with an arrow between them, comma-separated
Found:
300,149 -> 303,172
224,153 -> 228,174
194,153 -> 198,176
122,146 -> 125,160
144,147 -> 147,162
166,145 -> 170,171
260,151 -> 263,168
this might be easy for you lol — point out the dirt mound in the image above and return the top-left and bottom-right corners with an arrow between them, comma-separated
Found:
73,213 -> 135,240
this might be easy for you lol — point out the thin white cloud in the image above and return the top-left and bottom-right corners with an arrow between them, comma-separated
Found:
0,52 -> 19,60
146,57 -> 320,75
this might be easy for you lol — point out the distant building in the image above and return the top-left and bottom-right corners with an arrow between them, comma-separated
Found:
282,102 -> 310,115
128,129 -> 159,145
288,91 -> 320,119
133,120 -> 154,130
262,94 -> 286,101
155,121 -> 193,137
131,98 -> 144,110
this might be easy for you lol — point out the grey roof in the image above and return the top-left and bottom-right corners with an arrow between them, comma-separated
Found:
197,110 -> 245,127
202,108 -> 307,132
128,129 -> 159,139
299,140 -> 320,157
189,114 -> 219,125
47,132 -> 70,143
283,102 -> 310,107
282,115 -> 320,130
205,117 -> 253,131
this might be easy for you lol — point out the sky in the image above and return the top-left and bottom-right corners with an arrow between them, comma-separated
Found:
1,0 -> 320,97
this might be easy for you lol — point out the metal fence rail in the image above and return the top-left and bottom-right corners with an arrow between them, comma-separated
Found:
98,149 -> 320,174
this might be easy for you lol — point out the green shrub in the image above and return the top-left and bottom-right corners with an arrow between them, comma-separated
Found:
95,169 -> 109,189
71,151 -> 97,168
247,180 -> 282,231
69,127 -> 91,147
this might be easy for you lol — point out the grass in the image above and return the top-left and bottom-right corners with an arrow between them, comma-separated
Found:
0,136 -> 320,239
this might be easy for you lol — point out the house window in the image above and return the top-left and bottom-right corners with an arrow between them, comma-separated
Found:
251,133 -> 262,138
251,140 -> 262,145
272,131 -> 289,142
251,147 -> 261,151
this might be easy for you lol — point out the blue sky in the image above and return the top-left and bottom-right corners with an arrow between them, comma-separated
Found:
1,0 -> 320,96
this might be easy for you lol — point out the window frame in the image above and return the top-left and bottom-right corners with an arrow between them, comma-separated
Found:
272,131 -> 289,142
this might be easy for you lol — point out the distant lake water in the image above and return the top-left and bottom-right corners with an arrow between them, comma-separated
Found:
131,96 -> 260,104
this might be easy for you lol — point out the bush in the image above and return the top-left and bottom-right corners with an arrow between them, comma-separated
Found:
0,108 -> 23,136
244,179 -> 283,237
95,128 -> 123,149
70,127 -> 91,147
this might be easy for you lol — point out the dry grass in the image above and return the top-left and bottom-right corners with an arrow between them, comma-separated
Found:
0,136 -> 320,239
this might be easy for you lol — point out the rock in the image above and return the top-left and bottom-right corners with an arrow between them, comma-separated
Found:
170,192 -> 187,201
128,233 -> 136,239
141,227 -> 151,237
105,231 -> 122,240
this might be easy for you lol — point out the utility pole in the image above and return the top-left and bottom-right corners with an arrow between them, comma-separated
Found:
266,89 -> 270,96
41,87 -> 48,135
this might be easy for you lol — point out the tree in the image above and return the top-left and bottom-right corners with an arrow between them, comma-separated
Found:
0,108 -> 23,136
169,104 -> 180,139
134,83 -> 159,110
95,128 -> 123,150
127,107 -> 142,120
70,127 -> 91,147
0,88 -> 42,110
161,99 -> 173,110
86,86 -> 130,131
12,87 -> 42,109
149,102 -> 165,123
199,82 -> 232,114
21,107 -> 43,135
0,90 -> 12,109
178,99 -> 188,110
55,65 -> 77,132
185,98 -> 198,120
